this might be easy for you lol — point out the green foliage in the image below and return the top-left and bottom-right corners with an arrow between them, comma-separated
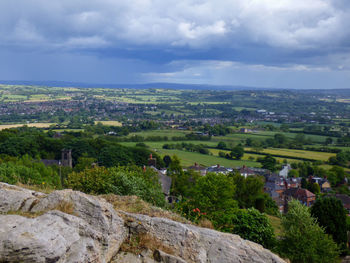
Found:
230,173 -> 264,208
0,155 -> 60,187
230,208 -> 276,249
66,166 -> 165,207
171,169 -> 200,197
163,155 -> 172,167
191,173 -> 237,214
230,145 -> 244,160
311,197 -> 347,251
178,173 -> 238,226
258,155 -> 277,171
98,145 -> 133,167
263,194 -> 280,216
73,156 -> 96,172
278,200 -> 339,263
288,169 -> 299,178
217,141 -> 227,149
310,182 -> 320,194
328,166 -> 345,186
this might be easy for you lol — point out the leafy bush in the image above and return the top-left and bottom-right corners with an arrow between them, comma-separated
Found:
230,208 -> 276,249
278,200 -> 339,263
0,155 -> 60,187
66,166 -> 165,207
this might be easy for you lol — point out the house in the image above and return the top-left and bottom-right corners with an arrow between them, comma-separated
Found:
272,196 -> 285,213
207,164 -> 232,174
264,181 -> 284,198
310,177 -> 332,192
149,166 -> 173,203
283,188 -> 316,207
288,177 -> 301,188
186,163 -> 207,176
320,180 -> 331,192
279,164 -> 291,178
249,167 -> 269,176
239,165 -> 255,178
240,128 -> 252,133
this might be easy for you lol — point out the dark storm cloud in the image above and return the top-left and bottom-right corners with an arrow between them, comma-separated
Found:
0,0 -> 349,88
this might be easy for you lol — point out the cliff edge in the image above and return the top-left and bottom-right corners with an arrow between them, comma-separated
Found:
0,183 -> 286,263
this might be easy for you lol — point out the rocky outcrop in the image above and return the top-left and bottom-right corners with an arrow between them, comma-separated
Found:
0,182 -> 286,263
0,183 -> 126,263
122,212 -> 284,263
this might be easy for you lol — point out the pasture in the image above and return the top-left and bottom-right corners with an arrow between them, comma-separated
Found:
0,123 -> 56,130
95,121 -> 122,126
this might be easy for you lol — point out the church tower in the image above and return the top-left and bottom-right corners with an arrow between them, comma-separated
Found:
61,149 -> 72,168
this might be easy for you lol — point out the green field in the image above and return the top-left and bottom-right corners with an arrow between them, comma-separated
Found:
245,147 -> 335,161
128,129 -> 191,138
95,121 -> 122,126
0,123 -> 56,130
209,149 -> 302,164
120,128 -> 338,165
157,149 -> 261,168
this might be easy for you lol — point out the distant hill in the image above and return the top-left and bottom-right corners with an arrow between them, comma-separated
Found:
0,80 -> 268,91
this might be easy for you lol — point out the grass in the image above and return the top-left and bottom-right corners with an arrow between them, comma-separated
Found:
209,149 -> 302,164
319,164 -> 350,173
95,120 -> 122,126
0,123 -> 56,130
122,128 -> 336,165
1,200 -> 75,218
245,147 -> 335,161
102,194 -> 191,225
128,129 -> 190,138
267,215 -> 283,237
15,182 -> 56,194
157,149 -> 260,167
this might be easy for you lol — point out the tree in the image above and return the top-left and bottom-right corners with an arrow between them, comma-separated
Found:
163,155 -> 172,167
217,141 -> 227,149
325,137 -> 333,145
231,208 -> 276,249
311,197 -> 347,251
258,155 -> 277,171
288,169 -> 299,178
327,166 -> 345,186
278,200 -> 339,263
168,155 -> 182,175
230,145 -> 244,160
73,156 -> 96,172
230,173 -> 264,208
274,133 -> 288,146
98,145 -> 132,167
185,173 -> 238,226
310,183 -> 320,194
301,177 -> 309,189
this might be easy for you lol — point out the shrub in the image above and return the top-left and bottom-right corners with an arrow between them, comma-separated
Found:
278,200 -> 339,263
66,166 -> 165,207
230,208 -> 276,249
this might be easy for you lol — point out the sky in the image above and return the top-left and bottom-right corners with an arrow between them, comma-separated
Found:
0,0 -> 350,89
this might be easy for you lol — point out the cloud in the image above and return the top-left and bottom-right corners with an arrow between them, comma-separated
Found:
0,0 -> 349,87
142,59 -> 350,89
0,0 -> 349,50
